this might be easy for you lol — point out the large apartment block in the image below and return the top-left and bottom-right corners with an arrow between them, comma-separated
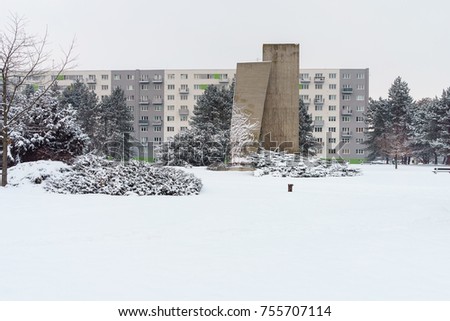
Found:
27,68 -> 369,161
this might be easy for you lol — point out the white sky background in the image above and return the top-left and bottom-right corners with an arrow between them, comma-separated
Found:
2,0 -> 449,100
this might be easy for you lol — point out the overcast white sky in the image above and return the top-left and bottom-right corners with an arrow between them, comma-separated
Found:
2,0 -> 449,99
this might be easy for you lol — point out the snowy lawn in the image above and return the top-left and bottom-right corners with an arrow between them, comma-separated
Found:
0,164 -> 449,300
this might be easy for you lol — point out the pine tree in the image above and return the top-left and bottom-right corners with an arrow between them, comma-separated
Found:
96,87 -> 133,160
60,80 -> 98,140
298,98 -> 318,156
437,88 -> 450,164
364,97 -> 391,162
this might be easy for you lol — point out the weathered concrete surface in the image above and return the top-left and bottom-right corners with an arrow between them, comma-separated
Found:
261,44 -> 299,153
233,62 -> 271,141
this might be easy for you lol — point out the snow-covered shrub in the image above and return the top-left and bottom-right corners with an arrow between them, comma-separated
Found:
44,155 -> 202,196
249,150 -> 361,178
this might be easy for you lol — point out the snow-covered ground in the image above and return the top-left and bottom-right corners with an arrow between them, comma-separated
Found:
0,164 -> 449,300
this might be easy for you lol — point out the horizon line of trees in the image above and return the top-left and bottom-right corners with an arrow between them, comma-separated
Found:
365,76 -> 450,167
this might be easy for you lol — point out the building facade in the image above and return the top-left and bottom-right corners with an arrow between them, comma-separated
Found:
28,68 -> 369,162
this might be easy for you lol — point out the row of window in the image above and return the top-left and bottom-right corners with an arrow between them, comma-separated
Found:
326,149 -> 365,155
113,74 -> 163,81
300,94 -> 365,101
139,116 -> 189,122
300,84 -> 365,90
320,137 -> 365,144
140,126 -> 188,132
314,116 -> 364,122
300,73 -> 366,80
314,127 -> 366,133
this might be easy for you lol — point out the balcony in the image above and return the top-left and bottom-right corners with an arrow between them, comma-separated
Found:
179,88 -> 189,94
86,78 -> 97,84
179,108 -> 189,116
219,78 -> 229,83
152,77 -> 163,84
138,120 -> 149,126
313,120 -> 324,126
342,109 -> 353,116
139,79 -> 150,84
152,120 -> 162,126
139,100 -> 149,105
342,131 -> 353,138
314,76 -> 325,83
314,98 -> 325,105
152,98 -> 163,105
342,87 -> 353,94
300,77 -> 311,83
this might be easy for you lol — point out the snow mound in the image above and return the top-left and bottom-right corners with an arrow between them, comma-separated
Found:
8,160 -> 71,186
249,151 -> 361,178
44,155 -> 202,196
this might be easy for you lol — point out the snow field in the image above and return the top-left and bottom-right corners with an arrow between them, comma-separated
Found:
0,164 -> 449,300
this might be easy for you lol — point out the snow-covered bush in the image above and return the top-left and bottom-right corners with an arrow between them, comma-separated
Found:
44,155 -> 202,196
249,150 -> 361,178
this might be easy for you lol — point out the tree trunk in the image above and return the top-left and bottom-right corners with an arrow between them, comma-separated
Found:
394,154 -> 398,169
434,153 -> 438,165
1,132 -> 8,186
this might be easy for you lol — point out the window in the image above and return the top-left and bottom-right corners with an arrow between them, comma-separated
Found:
356,95 -> 365,101
128,106 -> 134,112
167,105 -> 175,111
329,95 -> 337,100
342,138 -> 350,143
342,116 -> 351,122
315,116 -> 323,121
329,73 -> 336,79
167,95 -> 175,100
180,95 -> 188,100
180,115 -> 188,121
314,127 -> 323,132
300,95 -> 309,101
316,138 -> 323,143
127,85 -> 134,90
300,73 -> 309,79
180,74 -> 188,79
328,149 -> 336,154
167,74 -> 175,80
114,74 -> 121,80
167,127 -> 175,132
299,84 -> 309,90
328,127 -> 336,132
140,126 -> 148,132
329,105 -> 336,111
180,105 -> 188,110
88,84 -> 96,90
356,127 -> 365,133
356,149 -> 364,155
329,138 -> 336,143
356,138 -> 364,143
343,73 -> 351,79
140,95 -> 148,102
315,105 -> 323,111
357,73 -> 365,79
141,116 -> 148,121
154,116 -> 162,121
167,116 -> 175,121
356,106 -> 365,112
141,137 -> 148,144
126,95 -> 134,101
154,137 -> 162,143
342,127 -> 350,133
127,74 -> 135,80
154,84 -> 161,90
101,75 -> 109,80
154,105 -> 162,111
140,74 -> 149,81
342,149 -> 350,154
329,84 -> 336,90
357,84 -> 365,90
180,126 -> 188,132
141,105 -> 148,111
356,116 -> 364,122
154,126 -> 162,132
194,95 -> 202,100
140,84 -> 149,90
101,85 -> 109,90
315,84 -> 323,90
167,84 -> 175,90
329,116 -> 336,122
343,95 -> 351,101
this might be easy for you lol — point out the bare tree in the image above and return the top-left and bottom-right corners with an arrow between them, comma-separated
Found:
1,13 -> 75,186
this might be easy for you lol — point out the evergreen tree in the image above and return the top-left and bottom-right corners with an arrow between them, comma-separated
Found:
298,98 -> 318,156
437,88 -> 450,164
95,87 -> 133,160
364,97 -> 391,162
9,89 -> 88,163
60,80 -> 98,139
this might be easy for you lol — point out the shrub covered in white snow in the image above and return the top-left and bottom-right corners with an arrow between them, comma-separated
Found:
44,155 -> 202,196
249,150 -> 361,178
